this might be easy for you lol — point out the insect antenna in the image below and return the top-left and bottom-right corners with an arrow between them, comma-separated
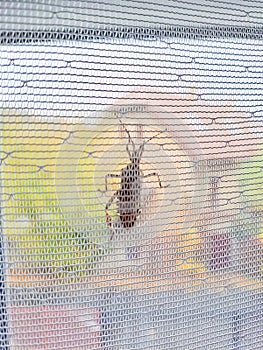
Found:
143,129 -> 166,145
115,113 -> 136,157
115,114 -> 132,141
137,128 -> 166,156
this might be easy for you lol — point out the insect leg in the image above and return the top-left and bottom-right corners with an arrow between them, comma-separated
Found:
105,191 -> 118,240
105,173 -> 121,191
143,172 -> 168,188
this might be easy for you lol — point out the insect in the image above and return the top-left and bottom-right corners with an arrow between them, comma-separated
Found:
105,117 -> 167,240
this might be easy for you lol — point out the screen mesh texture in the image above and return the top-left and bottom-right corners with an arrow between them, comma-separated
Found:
1,1 -> 263,350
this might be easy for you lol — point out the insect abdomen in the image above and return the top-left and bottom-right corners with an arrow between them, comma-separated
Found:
118,163 -> 141,228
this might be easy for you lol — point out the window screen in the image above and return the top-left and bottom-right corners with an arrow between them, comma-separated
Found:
1,1 -> 263,349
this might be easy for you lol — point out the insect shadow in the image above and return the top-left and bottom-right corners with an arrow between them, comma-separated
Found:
103,116 -> 168,240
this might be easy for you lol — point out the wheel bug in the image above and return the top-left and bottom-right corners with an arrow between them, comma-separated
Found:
105,116 -> 167,240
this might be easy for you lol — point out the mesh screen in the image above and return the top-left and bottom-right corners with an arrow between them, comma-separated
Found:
1,1 -> 263,349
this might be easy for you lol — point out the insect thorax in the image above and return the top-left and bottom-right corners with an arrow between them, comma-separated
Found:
121,163 -> 141,186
